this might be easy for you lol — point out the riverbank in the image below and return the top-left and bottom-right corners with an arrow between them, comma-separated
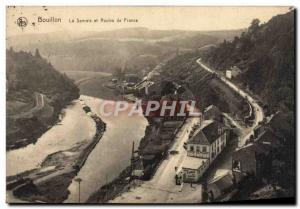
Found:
86,118 -> 185,203
86,100 -> 190,203
7,93 -> 79,151
6,100 -> 106,203
58,73 -> 148,202
6,49 -> 80,151
85,122 -> 153,203
86,165 -> 134,203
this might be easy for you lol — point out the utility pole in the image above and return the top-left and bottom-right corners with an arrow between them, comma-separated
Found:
105,174 -> 108,201
74,178 -> 82,203
130,141 -> 135,178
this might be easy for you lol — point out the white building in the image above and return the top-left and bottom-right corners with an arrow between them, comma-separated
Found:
226,70 -> 232,79
181,156 -> 209,183
180,120 -> 228,182
226,66 -> 241,79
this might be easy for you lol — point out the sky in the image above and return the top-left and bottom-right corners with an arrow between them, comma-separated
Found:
6,6 -> 291,36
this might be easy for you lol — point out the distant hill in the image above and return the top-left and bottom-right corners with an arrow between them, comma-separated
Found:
78,27 -> 183,40
76,27 -> 244,42
6,28 -> 243,74
7,49 -> 79,150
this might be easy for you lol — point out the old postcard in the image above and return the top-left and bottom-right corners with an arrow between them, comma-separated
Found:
6,6 -> 295,204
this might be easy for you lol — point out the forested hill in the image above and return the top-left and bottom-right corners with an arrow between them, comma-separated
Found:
202,11 -> 295,189
200,10 -> 295,197
7,49 -> 79,150
202,10 -> 295,113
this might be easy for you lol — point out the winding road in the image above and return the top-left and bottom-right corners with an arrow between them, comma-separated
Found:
196,58 -> 264,147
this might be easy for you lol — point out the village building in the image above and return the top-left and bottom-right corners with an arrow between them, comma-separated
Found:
130,142 -> 144,179
180,120 -> 228,183
135,80 -> 162,97
232,128 -> 283,183
131,158 -> 144,179
226,66 -> 242,79
256,128 -> 282,149
159,120 -> 184,141
232,143 -> 271,183
124,74 -> 139,83
111,78 -> 118,83
181,156 -> 209,183
187,120 -> 227,162
207,172 -> 234,201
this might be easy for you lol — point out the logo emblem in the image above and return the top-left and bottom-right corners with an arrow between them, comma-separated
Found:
17,17 -> 28,28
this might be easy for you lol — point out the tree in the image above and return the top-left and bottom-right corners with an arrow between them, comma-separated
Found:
249,18 -> 260,33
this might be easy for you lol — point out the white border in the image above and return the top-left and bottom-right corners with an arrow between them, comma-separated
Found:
0,1 -> 298,208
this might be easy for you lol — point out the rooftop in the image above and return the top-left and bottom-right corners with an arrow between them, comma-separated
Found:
182,156 -> 207,170
256,128 -> 283,148
207,172 -> 234,194
233,142 -> 272,160
188,120 -> 225,145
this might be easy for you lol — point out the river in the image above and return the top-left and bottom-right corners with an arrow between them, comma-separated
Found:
6,101 -> 96,177
64,95 -> 148,203
6,94 -> 147,203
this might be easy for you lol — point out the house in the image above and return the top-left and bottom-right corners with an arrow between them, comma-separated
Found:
131,158 -> 144,179
130,142 -> 144,179
124,74 -> 139,83
232,142 -> 272,183
111,78 -> 118,83
187,120 -> 227,163
159,121 -> 183,140
207,172 -> 234,201
232,125 -> 284,183
226,66 -> 241,79
135,80 -> 161,97
225,70 -> 232,79
255,128 -> 283,149
180,120 -> 228,183
181,156 -> 209,183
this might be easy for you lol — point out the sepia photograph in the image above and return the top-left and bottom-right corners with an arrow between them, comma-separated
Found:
5,6 -> 295,204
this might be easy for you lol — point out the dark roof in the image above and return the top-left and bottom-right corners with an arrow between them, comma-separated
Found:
233,142 -> 272,161
189,120 -> 225,145
208,172 -> 234,193
233,129 -> 282,161
189,130 -> 210,145
202,121 -> 225,143
256,128 -> 282,148
266,112 -> 288,138
267,112 -> 285,128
